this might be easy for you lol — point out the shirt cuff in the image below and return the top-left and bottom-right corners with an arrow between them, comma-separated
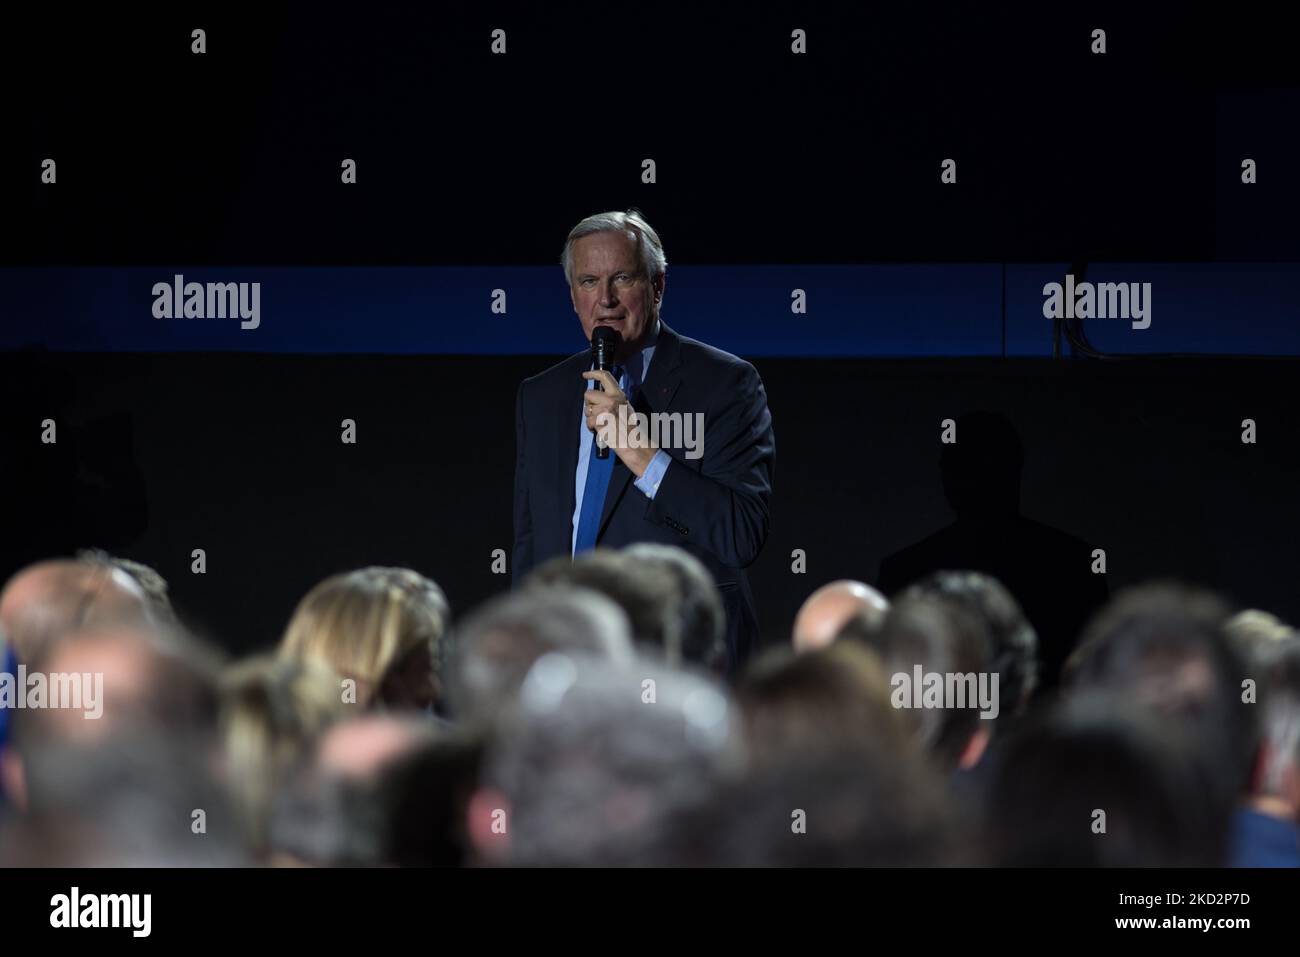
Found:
633,450 -> 671,499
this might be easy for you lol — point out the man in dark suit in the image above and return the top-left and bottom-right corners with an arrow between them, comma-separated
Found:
513,210 -> 775,671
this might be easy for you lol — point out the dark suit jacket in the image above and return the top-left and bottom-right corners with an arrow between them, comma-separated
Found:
512,320 -> 775,669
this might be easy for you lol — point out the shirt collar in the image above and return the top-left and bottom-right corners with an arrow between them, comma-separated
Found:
641,317 -> 661,351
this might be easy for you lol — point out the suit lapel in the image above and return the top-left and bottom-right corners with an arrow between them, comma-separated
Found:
596,320 -> 684,541
639,319 -> 684,413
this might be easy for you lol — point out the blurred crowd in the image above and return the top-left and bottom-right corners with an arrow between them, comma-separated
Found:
0,545 -> 1297,867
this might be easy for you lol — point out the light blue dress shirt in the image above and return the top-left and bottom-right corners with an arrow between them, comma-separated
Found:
571,324 -> 672,555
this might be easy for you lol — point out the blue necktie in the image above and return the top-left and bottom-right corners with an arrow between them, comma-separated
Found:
574,364 -> 624,554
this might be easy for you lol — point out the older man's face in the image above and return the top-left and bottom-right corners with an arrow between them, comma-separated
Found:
569,230 -> 663,359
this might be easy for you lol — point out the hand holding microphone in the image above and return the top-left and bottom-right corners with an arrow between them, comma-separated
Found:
586,325 -> 621,459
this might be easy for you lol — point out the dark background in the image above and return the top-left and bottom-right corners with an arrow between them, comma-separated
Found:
3,353 -> 1296,672
3,3 -> 1298,674
6,3 -> 1300,264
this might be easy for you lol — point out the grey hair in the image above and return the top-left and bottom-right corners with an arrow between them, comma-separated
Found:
444,584 -> 634,724
561,209 -> 668,287
484,649 -> 739,865
622,543 -> 726,670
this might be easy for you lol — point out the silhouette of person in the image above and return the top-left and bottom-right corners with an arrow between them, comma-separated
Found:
878,411 -> 1108,697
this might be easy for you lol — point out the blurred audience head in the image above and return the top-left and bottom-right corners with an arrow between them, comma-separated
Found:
984,693 -> 1231,866
445,584 -> 633,725
1225,608 -> 1296,664
0,729 -> 242,866
0,619 -> 233,865
279,566 -> 449,713
75,548 -> 178,630
622,543 -> 726,672
469,651 -> 739,866
0,557 -> 153,666
1065,582 -> 1256,805
9,622 -> 220,758
900,570 -> 1038,723
792,579 -> 889,654
848,593 -> 994,770
269,714 -> 477,867
526,549 -> 681,662
218,654 -> 348,857
737,640 -> 910,763
652,739 -> 956,866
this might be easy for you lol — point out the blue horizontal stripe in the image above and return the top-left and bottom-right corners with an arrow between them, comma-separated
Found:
1,264 -> 1296,357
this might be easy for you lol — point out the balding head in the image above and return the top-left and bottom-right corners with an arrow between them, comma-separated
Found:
0,559 -> 151,666
5,622 -> 220,814
23,623 -> 218,747
792,580 -> 889,654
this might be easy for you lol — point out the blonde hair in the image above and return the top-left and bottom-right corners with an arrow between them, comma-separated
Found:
218,654 -> 347,853
278,567 -> 449,706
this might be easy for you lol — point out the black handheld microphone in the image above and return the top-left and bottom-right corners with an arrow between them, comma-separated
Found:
590,325 -> 621,459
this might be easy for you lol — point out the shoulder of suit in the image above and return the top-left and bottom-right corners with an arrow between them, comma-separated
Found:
517,329 -> 760,398
520,350 -> 588,394
674,331 -> 760,381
